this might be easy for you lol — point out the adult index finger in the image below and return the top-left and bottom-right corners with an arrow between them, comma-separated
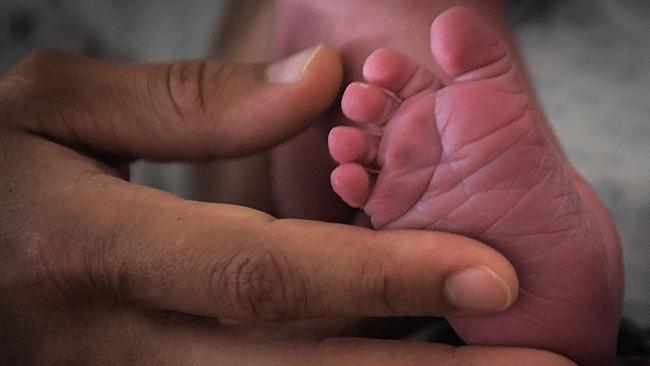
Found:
2,47 -> 341,160
42,169 -> 517,321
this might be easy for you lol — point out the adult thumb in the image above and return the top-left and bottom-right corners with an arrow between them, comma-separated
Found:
6,46 -> 342,160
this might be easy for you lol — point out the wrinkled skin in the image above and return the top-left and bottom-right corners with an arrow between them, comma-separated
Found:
0,46 -> 575,366
273,3 -> 623,366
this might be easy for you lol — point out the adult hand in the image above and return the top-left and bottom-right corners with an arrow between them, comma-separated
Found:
0,48 -> 573,365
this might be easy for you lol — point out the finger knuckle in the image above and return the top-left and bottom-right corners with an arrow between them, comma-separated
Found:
0,50 -> 76,125
19,49 -> 68,70
164,60 -> 211,121
210,245 -> 306,321
0,217 -> 101,307
26,195 -> 128,303
163,60 -> 248,150
0,223 -> 50,292
8,49 -> 70,90
359,255 -> 406,315
0,167 -> 62,300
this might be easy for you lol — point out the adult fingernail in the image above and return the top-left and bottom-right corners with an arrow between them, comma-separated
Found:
266,45 -> 321,83
444,266 -> 513,313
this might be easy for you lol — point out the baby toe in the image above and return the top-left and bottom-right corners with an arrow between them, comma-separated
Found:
430,7 -> 511,82
364,48 -> 440,99
328,126 -> 376,165
342,82 -> 398,126
331,163 -> 371,208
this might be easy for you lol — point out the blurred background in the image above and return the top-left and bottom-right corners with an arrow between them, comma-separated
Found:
1,0 -> 648,354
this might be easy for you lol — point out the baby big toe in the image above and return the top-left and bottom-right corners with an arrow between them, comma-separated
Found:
430,7 -> 511,81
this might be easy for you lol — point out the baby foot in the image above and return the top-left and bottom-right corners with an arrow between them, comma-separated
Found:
329,7 -> 621,366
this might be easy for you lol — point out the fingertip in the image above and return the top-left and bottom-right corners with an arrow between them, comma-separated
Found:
444,265 -> 515,314
445,235 -> 520,312
227,45 -> 343,155
404,231 -> 519,314
266,43 -> 343,101
300,45 -> 344,97
289,45 -> 344,121
453,345 -> 579,366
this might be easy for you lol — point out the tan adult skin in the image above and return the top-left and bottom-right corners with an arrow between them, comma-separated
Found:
0,47 -> 575,365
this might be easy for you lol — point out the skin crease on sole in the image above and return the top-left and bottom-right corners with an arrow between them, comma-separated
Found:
327,7 -> 622,366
